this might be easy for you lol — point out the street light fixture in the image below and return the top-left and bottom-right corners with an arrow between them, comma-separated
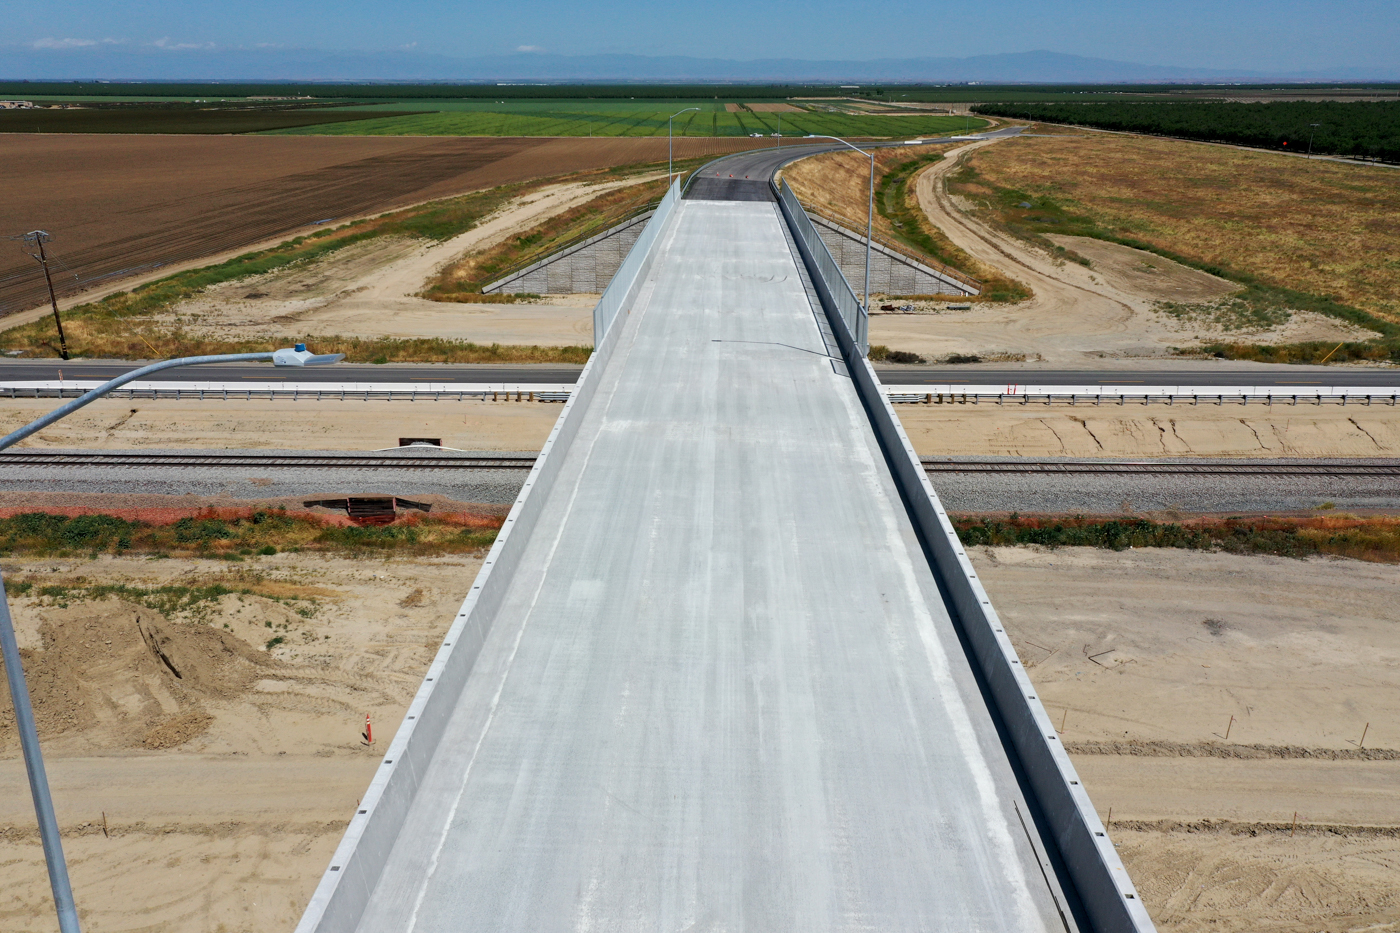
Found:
0,345 -> 342,933
804,135 -> 876,315
668,107 -> 701,182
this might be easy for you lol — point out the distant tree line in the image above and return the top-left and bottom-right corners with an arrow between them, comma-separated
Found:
0,81 -> 831,101
972,100 -> 1400,163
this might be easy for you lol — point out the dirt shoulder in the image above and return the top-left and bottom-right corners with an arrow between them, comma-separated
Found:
973,545 -> 1400,933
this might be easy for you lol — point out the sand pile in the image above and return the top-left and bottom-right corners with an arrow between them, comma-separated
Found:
0,601 -> 274,752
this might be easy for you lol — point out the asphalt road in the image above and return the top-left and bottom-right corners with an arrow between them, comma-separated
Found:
0,359 -> 1395,387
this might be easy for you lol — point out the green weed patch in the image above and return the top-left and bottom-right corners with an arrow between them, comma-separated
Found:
954,514 -> 1400,563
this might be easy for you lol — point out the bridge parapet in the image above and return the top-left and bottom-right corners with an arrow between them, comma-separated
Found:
777,180 -> 1158,933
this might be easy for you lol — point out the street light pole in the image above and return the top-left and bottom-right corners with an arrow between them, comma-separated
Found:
668,107 -> 700,182
0,345 -> 342,933
803,135 -> 876,315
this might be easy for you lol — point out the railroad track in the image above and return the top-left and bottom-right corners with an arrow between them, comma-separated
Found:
0,452 -> 539,470
921,459 -> 1400,476
0,451 -> 1396,477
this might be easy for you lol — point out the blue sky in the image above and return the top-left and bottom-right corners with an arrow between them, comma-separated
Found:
7,0 -> 1397,73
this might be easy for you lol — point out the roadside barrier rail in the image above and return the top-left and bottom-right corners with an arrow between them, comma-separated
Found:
882,384 -> 1400,406
6,381 -> 1393,407
0,381 -> 575,402
774,177 -> 869,355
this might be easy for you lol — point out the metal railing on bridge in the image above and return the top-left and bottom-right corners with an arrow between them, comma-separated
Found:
774,177 -> 869,356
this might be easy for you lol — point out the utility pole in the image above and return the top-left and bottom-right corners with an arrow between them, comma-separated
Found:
1307,123 -> 1321,159
22,231 -> 70,360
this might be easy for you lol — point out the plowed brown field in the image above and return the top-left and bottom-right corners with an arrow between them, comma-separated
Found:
0,134 -> 765,316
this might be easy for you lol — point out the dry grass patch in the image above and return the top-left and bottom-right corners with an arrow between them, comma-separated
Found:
423,175 -> 671,300
782,144 -> 1025,300
954,133 -> 1400,323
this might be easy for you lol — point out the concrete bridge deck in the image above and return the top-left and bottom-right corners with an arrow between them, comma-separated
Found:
348,198 -> 1069,931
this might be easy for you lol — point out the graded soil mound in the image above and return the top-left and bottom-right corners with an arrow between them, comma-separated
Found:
0,601 -> 273,751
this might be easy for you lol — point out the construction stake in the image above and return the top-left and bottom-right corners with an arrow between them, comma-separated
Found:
1224,714 -> 1234,741
1359,722 -> 1369,749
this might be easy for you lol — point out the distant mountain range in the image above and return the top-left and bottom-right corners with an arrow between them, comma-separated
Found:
2,48 -> 1396,84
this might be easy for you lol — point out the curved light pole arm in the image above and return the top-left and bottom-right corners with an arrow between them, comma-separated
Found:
802,135 -> 875,314
0,350 -> 351,452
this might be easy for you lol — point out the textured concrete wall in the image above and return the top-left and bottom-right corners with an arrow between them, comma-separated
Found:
810,216 -> 978,297
483,212 -> 653,295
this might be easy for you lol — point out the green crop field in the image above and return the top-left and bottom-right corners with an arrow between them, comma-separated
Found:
265,104 -> 980,138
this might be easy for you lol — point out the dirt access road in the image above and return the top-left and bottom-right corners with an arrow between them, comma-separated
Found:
889,137 -> 1374,363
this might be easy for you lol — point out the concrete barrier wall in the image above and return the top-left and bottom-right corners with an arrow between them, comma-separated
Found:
595,182 -> 680,343
776,184 -> 1158,933
294,180 -> 683,933
809,214 -> 979,297
482,211 -> 653,296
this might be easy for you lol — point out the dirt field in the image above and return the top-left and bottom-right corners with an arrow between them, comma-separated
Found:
0,134 -> 768,318
976,545 -> 1400,933
0,551 -> 480,932
725,102 -> 801,113
0,397 -> 561,452
1,395 -> 1398,458
895,402 -> 1400,457
168,175 -> 655,346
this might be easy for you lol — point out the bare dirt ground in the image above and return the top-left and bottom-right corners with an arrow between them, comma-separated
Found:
896,139 -> 1381,363
0,551 -> 480,932
0,397 -> 561,452
0,134 -> 768,318
1,395 -> 1397,458
167,176 -> 658,347
895,403 -> 1400,457
974,545 -> 1400,933
724,102 -> 800,113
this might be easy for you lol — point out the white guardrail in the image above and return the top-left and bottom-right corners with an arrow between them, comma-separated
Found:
0,381 -> 575,402
2,381 -> 1396,406
883,384 -> 1400,405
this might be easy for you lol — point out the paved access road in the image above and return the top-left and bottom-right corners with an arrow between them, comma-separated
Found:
0,359 -> 1395,387
353,198 -> 1068,932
